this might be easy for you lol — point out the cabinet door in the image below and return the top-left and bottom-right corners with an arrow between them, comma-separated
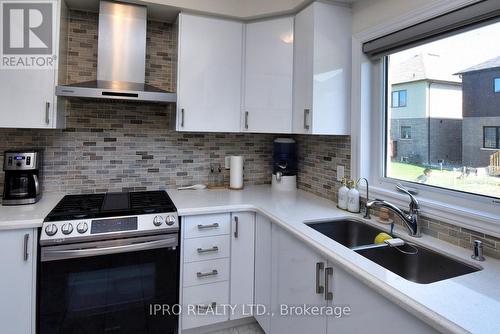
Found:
243,17 -> 293,134
230,212 -> 255,320
310,3 -> 351,135
0,229 -> 36,334
0,69 -> 56,128
270,225 -> 327,334
177,13 -> 243,132
326,263 -> 439,334
254,214 -> 272,333
292,4 -> 314,134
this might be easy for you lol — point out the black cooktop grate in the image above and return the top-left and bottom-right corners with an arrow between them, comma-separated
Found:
45,191 -> 176,222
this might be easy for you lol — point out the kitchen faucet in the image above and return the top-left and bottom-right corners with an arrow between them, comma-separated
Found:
366,183 -> 421,238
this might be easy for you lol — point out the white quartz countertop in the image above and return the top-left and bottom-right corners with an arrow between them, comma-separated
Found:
1,186 -> 498,333
167,185 -> 500,334
0,193 -> 64,230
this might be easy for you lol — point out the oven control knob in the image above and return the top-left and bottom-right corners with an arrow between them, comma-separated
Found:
45,224 -> 58,236
61,223 -> 74,235
153,215 -> 164,226
166,215 -> 176,226
77,222 -> 88,234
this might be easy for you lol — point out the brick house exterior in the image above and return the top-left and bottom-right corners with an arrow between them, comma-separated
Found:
457,57 -> 500,167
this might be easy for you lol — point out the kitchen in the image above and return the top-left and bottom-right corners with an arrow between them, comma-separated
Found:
0,0 -> 499,333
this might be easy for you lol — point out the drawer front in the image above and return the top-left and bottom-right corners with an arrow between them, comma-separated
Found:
182,281 -> 229,330
183,235 -> 230,263
183,213 -> 231,239
183,258 -> 230,287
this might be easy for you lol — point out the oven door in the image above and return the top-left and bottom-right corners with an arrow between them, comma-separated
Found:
38,234 -> 179,334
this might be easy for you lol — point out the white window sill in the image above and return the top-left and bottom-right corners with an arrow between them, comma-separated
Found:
480,147 -> 500,151
368,184 -> 500,239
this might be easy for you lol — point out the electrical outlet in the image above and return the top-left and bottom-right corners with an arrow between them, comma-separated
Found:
225,156 -> 231,169
337,165 -> 345,181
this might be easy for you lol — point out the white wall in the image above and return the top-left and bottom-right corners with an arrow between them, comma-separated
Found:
352,0 -> 441,34
429,83 -> 462,119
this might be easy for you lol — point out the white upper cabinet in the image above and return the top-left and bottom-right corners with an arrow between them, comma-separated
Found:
242,17 -> 293,133
177,13 -> 243,132
293,2 -> 352,135
0,0 -> 67,129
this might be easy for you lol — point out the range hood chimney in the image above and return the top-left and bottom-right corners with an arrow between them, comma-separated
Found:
56,1 -> 176,103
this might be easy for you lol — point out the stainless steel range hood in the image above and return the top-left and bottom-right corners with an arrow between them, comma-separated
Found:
56,1 -> 176,103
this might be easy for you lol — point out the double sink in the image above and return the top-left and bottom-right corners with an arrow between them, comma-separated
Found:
306,219 -> 480,284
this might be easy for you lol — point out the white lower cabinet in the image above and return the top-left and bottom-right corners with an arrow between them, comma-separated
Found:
254,215 -> 272,333
180,212 -> 255,330
269,223 -> 327,334
0,228 -> 36,334
265,224 -> 439,334
230,212 -> 255,320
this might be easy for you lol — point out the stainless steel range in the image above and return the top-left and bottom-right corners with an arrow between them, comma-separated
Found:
38,191 -> 180,334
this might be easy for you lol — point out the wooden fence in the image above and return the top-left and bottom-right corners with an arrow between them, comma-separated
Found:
491,151 -> 500,176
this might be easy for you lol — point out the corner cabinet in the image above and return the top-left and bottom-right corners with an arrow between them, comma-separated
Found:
0,228 -> 37,334
177,13 -> 243,132
0,0 -> 67,129
242,17 -> 294,133
293,2 -> 352,135
264,224 -> 439,334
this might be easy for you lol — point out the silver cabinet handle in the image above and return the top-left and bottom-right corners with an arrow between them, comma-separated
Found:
197,223 -> 219,230
197,246 -> 219,254
315,262 -> 324,294
303,109 -> 310,130
45,102 -> 50,124
23,234 -> 30,261
234,216 -> 239,238
197,269 -> 218,278
325,267 -> 333,300
245,111 -> 249,130
196,302 -> 216,312
181,108 -> 185,127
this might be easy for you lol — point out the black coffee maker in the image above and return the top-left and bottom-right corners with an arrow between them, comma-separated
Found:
2,150 -> 42,205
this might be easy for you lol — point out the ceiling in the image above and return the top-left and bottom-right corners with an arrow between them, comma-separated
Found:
64,0 -> 356,22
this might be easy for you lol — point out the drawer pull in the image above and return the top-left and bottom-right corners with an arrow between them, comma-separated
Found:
196,302 -> 216,312
197,223 -> 219,230
197,269 -> 218,278
197,246 -> 219,254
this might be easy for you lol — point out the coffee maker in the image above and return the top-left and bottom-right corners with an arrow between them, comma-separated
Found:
272,138 -> 297,191
2,150 -> 42,205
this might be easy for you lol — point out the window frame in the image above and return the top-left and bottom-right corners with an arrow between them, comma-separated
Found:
400,126 -> 412,139
483,126 -> 500,149
352,0 -> 500,237
391,90 -> 407,108
495,78 -> 500,93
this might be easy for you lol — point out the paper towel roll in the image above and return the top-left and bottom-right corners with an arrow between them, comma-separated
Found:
230,156 -> 244,190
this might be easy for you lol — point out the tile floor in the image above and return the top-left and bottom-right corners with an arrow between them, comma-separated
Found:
205,322 -> 264,334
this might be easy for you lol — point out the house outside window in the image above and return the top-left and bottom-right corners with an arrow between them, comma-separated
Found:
401,126 -> 412,139
391,90 -> 407,107
484,126 -> 500,149
383,20 -> 500,200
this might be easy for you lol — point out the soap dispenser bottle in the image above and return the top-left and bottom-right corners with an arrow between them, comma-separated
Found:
338,178 -> 349,210
347,180 -> 360,213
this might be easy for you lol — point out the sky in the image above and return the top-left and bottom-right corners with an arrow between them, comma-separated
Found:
390,20 -> 500,73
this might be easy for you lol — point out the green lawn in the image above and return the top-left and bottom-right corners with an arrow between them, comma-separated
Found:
388,162 -> 500,199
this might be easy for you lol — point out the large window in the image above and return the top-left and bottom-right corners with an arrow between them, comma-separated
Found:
385,20 -> 500,199
484,126 -> 500,149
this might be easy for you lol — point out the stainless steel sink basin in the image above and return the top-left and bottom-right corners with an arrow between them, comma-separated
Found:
356,243 -> 480,284
306,219 -> 480,284
306,218 -> 387,248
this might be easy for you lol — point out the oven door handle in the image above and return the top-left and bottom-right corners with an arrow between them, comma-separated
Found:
41,236 -> 177,262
